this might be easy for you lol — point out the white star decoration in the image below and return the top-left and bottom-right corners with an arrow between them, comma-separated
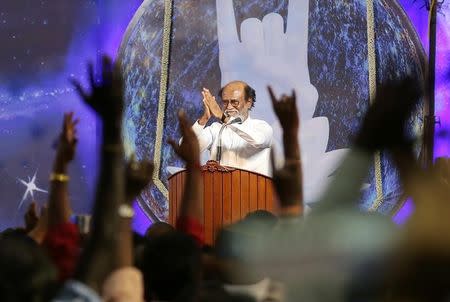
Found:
17,171 -> 47,209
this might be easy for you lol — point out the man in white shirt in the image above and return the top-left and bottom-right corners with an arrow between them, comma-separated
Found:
192,81 -> 273,176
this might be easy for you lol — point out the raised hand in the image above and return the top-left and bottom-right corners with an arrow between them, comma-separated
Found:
56,112 -> 79,165
125,154 -> 154,203
169,110 -> 200,167
355,76 -> 421,151
27,202 -> 49,243
71,56 -> 123,126
268,86 -> 299,136
202,88 -> 223,119
24,201 -> 39,232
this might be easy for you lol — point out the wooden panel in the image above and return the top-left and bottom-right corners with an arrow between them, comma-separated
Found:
222,173 -> 232,226
249,173 -> 258,213
176,172 -> 184,218
168,178 -> 174,225
240,171 -> 250,219
203,172 -> 213,244
231,171 -> 241,223
266,180 -> 274,213
173,176 -> 178,225
257,176 -> 266,210
212,172 -> 223,241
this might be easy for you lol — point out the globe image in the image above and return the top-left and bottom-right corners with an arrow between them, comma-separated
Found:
118,0 -> 425,221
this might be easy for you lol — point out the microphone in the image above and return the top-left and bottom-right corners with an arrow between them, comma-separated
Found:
227,115 -> 243,125
216,115 -> 243,162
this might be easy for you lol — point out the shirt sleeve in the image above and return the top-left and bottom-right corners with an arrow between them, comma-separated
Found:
228,120 -> 273,149
192,121 -> 214,152
43,222 -> 80,281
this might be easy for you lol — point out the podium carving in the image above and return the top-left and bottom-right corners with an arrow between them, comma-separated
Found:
168,161 -> 276,245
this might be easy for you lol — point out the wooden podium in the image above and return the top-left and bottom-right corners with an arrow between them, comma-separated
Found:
168,161 -> 276,245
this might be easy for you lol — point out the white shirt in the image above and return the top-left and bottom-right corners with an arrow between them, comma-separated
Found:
192,116 -> 273,176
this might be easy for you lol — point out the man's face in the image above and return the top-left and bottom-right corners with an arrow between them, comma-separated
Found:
220,82 -> 253,119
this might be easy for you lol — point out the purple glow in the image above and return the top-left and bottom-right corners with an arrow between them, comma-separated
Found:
393,198 -> 415,224
394,1 -> 450,223
132,201 -> 151,235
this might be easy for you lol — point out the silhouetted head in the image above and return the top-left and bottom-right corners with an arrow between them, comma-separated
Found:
215,216 -> 275,284
145,221 -> 175,241
0,233 -> 57,302
140,231 -> 201,302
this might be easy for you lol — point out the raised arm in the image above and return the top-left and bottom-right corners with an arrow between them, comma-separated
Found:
42,112 -> 80,281
169,110 -> 204,246
47,112 -> 78,226
118,156 -> 154,267
71,56 -> 125,293
268,87 -> 302,216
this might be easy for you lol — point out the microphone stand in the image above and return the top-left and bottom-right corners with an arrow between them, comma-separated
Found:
216,115 -> 243,163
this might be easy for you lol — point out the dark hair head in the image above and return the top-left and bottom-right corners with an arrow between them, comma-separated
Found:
0,234 -> 57,302
140,231 -> 201,302
219,81 -> 256,109
145,221 -> 175,241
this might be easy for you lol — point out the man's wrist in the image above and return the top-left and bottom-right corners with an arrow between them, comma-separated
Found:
198,116 -> 209,126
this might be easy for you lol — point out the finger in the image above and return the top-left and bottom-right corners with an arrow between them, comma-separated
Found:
144,161 -> 155,178
202,97 -> 209,108
62,113 -> 69,132
70,79 -> 89,101
240,18 -> 264,51
203,89 -> 212,98
204,88 -> 212,96
168,139 -> 180,155
40,204 -> 48,217
178,110 -> 190,133
286,0 -> 309,41
286,0 -> 310,76
112,61 -> 124,93
67,112 -> 74,126
268,86 -> 277,106
28,201 -> 37,213
216,0 -> 240,46
102,55 -> 113,85
88,62 -> 95,88
262,13 -> 285,56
